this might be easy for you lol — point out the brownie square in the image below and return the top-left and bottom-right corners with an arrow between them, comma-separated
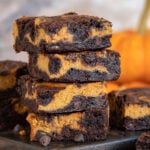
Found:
108,88 -> 150,130
18,75 -> 106,114
28,49 -> 120,82
27,106 -> 109,142
13,12 -> 112,53
0,60 -> 27,100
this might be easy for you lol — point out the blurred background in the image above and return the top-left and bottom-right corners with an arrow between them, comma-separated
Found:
0,0 -> 148,61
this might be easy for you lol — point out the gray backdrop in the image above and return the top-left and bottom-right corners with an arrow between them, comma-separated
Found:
0,0 -> 147,61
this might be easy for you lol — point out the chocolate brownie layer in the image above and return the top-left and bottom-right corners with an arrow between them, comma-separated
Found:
18,76 -> 106,113
136,131 -> 150,150
27,106 -> 109,142
108,88 -> 150,130
0,60 -> 27,100
0,98 -> 28,130
28,49 -> 120,82
13,12 -> 112,53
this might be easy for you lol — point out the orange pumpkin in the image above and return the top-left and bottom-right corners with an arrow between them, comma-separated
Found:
111,30 -> 145,83
107,81 -> 150,93
121,81 -> 150,89
143,30 -> 150,82
106,82 -> 120,93
111,0 -> 150,83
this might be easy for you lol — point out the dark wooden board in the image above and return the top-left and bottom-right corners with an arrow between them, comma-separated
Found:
0,130 -> 142,150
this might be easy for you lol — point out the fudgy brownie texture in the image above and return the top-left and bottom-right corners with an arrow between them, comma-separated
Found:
18,75 -> 106,113
13,12 -> 112,53
0,60 -> 27,100
27,106 -> 109,143
0,98 -> 29,130
136,131 -> 150,150
28,49 -> 120,82
108,88 -> 150,130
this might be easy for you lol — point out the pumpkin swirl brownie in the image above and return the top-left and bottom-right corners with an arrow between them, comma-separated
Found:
13,12 -> 112,53
28,49 -> 120,82
27,106 -> 109,142
136,131 -> 150,150
0,60 -> 27,100
108,88 -> 150,130
18,76 -> 106,114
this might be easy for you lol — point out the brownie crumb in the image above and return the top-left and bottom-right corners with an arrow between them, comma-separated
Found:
13,124 -> 24,134
39,135 -> 51,146
19,130 -> 26,136
74,134 -> 85,142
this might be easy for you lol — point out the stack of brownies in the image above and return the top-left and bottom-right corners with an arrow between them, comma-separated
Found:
13,13 -> 120,145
